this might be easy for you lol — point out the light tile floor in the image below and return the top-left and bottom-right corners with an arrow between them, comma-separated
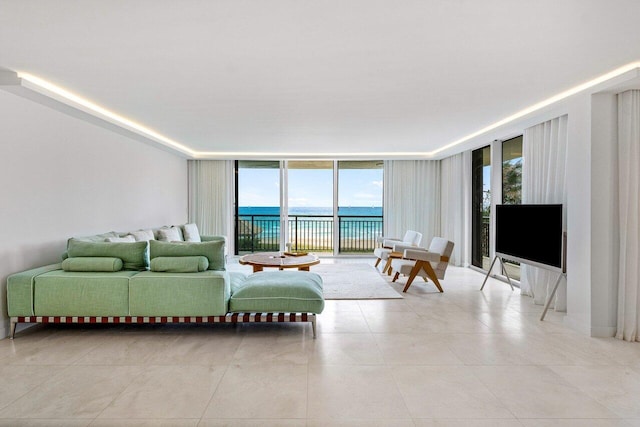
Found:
1,258 -> 639,426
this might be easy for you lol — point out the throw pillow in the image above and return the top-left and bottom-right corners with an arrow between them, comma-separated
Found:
71,231 -> 120,243
149,240 -> 225,271
182,223 -> 201,242
157,227 -> 183,242
150,256 -> 209,273
105,235 -> 135,243
129,229 -> 155,242
62,257 -> 124,272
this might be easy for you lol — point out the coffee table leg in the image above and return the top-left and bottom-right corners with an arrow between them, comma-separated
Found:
253,265 -> 263,273
299,266 -> 310,271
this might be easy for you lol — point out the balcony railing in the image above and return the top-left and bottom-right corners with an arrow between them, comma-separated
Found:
482,215 -> 489,257
236,214 -> 383,254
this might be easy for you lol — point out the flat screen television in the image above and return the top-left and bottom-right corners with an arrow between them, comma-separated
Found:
495,204 -> 564,272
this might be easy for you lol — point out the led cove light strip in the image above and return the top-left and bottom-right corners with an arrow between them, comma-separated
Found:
192,151 -> 430,159
430,61 -> 640,156
17,72 -> 196,156
16,61 -> 640,159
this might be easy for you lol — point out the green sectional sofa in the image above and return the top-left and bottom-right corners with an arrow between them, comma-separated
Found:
7,224 -> 324,339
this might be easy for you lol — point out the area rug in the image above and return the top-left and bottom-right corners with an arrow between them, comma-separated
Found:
313,263 -> 403,300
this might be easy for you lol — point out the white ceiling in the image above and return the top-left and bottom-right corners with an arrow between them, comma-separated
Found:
2,0 -> 640,159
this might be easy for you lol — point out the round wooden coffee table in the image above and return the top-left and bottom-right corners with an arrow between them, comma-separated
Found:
239,252 -> 320,273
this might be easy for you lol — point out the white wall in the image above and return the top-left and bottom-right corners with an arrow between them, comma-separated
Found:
564,93 -> 593,335
589,93 -> 619,337
452,69 -> 640,337
0,90 -> 188,338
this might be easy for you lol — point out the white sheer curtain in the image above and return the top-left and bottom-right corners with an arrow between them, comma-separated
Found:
383,160 -> 440,247
440,152 -> 471,266
188,160 -> 235,253
521,115 -> 568,311
616,90 -> 640,342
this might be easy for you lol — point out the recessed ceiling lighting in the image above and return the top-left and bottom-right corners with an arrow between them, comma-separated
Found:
4,62 -> 640,159
16,72 -> 196,157
430,60 -> 640,156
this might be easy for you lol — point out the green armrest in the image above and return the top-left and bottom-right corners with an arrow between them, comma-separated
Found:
7,263 -> 62,316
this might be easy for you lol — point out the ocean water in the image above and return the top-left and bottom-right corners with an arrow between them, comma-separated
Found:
237,206 -> 383,240
238,206 -> 382,217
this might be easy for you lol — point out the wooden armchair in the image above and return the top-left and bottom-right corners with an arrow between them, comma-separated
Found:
390,237 -> 454,293
373,230 -> 422,273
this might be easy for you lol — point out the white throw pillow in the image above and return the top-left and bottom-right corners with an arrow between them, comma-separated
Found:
105,235 -> 136,243
130,229 -> 155,242
182,223 -> 201,242
157,227 -> 183,242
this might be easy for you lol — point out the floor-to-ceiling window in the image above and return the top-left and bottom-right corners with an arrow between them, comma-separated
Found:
235,160 -> 383,255
472,146 -> 491,269
337,161 -> 383,254
287,161 -> 334,253
235,161 -> 281,254
501,136 -> 523,280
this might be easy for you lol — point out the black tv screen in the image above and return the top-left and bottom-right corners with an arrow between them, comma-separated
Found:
495,204 -> 563,271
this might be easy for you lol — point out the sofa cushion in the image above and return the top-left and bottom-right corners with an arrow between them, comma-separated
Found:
129,229 -> 155,242
70,231 -> 120,243
157,227 -> 183,242
182,223 -> 201,242
150,256 -> 209,273
62,232 -> 121,260
105,235 -> 135,243
67,239 -> 148,271
62,257 -> 124,272
229,271 -> 324,314
129,270 -> 230,316
33,270 -> 136,316
150,240 -> 225,271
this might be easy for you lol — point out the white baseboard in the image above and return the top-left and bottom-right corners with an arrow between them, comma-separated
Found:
563,315 -> 617,337
563,315 -> 591,336
590,325 -> 617,338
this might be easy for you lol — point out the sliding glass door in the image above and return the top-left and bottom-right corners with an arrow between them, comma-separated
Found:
236,161 -> 281,254
338,161 -> 383,253
501,136 -> 523,280
471,146 -> 491,269
287,161 -> 334,253
235,160 -> 383,255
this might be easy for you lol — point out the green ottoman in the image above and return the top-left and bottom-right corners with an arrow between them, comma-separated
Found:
230,271 -> 325,314
229,271 -> 324,337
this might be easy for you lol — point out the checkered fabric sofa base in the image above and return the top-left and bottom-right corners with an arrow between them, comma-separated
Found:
10,313 -> 317,338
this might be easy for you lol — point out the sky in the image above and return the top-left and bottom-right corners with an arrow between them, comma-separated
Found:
238,167 -> 383,208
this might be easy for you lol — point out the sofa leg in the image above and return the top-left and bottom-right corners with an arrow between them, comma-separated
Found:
311,317 -> 317,339
9,319 -> 16,340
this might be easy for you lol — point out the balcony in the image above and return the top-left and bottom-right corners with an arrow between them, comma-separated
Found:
236,214 -> 383,254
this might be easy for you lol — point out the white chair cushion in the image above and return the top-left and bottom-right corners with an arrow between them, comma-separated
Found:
390,258 -> 423,275
404,248 -> 440,262
392,236 -> 455,281
403,230 -> 423,246
374,247 -> 392,259
382,238 -> 403,248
